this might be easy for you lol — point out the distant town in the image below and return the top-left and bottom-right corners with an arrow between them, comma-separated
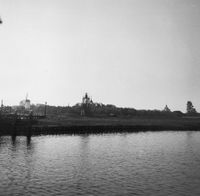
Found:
0,93 -> 198,119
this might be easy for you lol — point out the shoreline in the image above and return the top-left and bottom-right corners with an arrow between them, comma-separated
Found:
1,116 -> 200,136
1,124 -> 200,136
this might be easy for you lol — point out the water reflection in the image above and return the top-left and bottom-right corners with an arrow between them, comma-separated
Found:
0,136 -> 2,153
80,134 -> 90,149
78,134 -> 90,163
26,136 -> 31,148
11,135 -> 16,145
184,131 -> 200,164
8,135 -> 34,152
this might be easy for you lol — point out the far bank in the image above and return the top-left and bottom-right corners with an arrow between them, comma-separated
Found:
1,116 -> 200,136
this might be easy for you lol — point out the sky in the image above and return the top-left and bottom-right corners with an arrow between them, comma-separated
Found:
0,0 -> 200,112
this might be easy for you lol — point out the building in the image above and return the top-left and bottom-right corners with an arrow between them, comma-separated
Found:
19,95 -> 31,110
81,93 -> 93,116
163,105 -> 171,112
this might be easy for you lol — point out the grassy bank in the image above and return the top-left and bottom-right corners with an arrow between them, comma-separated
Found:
29,116 -> 200,135
37,116 -> 200,127
1,116 -> 200,136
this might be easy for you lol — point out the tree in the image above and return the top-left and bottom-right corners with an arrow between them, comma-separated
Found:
186,101 -> 197,114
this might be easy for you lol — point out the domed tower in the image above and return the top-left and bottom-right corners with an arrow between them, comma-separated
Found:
81,93 -> 93,116
19,94 -> 31,110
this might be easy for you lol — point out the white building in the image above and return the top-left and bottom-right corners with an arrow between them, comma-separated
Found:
19,96 -> 31,110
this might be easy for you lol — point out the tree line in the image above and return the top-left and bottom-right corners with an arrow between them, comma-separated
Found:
26,100 -> 198,118
0,98 -> 198,118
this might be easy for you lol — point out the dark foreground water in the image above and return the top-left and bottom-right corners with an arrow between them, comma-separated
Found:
0,131 -> 200,196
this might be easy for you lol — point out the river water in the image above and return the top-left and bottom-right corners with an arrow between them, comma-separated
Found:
0,131 -> 200,196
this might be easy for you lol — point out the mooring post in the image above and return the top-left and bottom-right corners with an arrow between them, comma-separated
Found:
12,111 -> 18,137
27,111 -> 33,138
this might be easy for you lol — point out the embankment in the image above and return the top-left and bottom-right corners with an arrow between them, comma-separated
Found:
1,116 -> 200,136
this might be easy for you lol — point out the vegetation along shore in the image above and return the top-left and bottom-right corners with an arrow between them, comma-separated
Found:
0,93 -> 200,136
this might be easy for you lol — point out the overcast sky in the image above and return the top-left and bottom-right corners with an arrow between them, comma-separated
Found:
0,0 -> 200,111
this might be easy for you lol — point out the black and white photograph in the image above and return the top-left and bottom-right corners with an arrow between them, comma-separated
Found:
0,0 -> 200,195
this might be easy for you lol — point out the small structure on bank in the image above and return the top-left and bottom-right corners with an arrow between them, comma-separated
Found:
81,93 -> 93,116
0,100 -> 12,114
163,105 -> 171,112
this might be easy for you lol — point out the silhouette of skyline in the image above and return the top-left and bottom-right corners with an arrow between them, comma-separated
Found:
0,0 -> 200,112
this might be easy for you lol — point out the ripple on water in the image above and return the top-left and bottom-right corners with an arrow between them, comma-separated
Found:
0,132 -> 200,195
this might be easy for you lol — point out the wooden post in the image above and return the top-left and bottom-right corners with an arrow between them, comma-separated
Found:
27,111 -> 33,138
12,112 -> 18,137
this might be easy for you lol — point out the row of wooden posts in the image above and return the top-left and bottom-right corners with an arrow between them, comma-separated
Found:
12,113 -> 34,137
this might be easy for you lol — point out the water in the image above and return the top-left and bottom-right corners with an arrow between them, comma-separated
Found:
0,131 -> 200,196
